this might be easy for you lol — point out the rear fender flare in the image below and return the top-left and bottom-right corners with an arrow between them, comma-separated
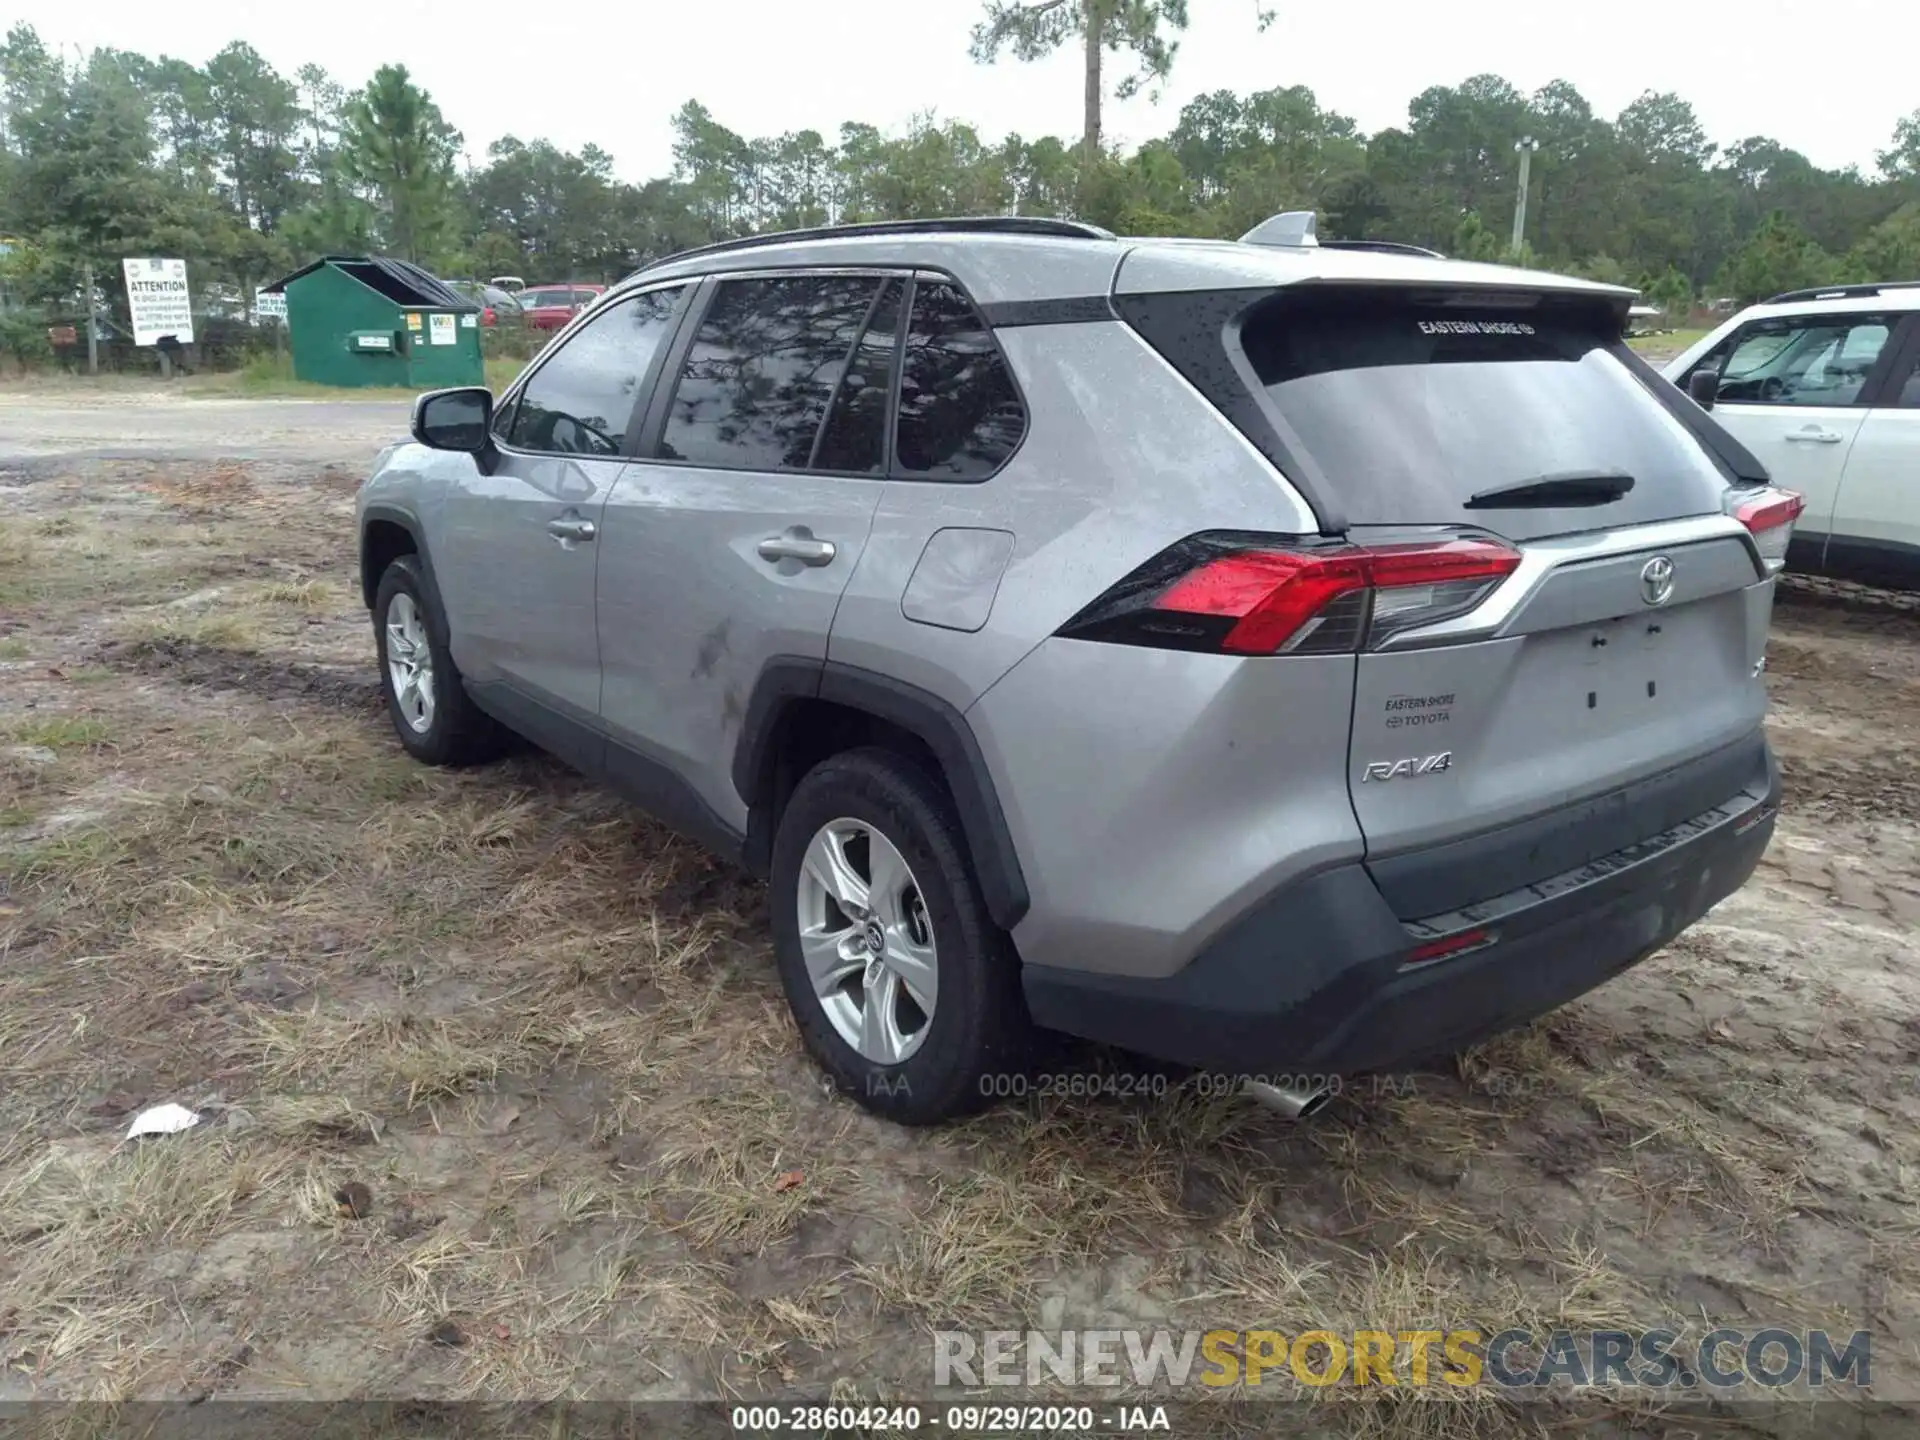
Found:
734,659 -> 1032,931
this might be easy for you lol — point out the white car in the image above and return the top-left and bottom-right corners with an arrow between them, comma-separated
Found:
1665,282 -> 1920,590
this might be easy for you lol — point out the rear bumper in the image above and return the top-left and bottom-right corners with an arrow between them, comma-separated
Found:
1021,742 -> 1780,1076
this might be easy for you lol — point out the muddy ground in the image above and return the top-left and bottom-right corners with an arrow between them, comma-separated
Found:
2,388 -> 1918,1436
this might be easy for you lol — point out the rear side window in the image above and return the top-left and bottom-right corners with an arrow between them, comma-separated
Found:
1241,298 -> 1733,539
895,281 -> 1026,480
658,274 -> 886,471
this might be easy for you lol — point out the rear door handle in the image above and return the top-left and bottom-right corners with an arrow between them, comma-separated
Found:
757,529 -> 837,567
546,515 -> 596,544
1785,428 -> 1843,444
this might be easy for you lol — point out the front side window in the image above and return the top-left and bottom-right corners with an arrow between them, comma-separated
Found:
657,274 -> 886,471
1693,314 -> 1895,407
894,281 -> 1026,480
507,285 -> 685,456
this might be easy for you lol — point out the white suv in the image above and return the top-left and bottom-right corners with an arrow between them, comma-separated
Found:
1665,282 -> 1920,590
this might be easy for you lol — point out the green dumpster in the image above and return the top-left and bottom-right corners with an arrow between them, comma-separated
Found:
262,255 -> 483,389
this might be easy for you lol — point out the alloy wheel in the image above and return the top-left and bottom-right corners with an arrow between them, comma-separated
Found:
795,818 -> 938,1064
384,592 -> 437,734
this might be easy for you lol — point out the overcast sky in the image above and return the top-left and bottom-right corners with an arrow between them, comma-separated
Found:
10,0 -> 1911,179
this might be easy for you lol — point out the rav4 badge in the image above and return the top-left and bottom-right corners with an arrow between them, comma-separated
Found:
1362,752 -> 1453,782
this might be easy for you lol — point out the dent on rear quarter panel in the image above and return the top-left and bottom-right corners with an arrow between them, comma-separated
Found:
968,639 -> 1365,981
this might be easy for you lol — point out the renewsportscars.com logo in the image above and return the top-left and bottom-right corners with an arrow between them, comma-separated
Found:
933,1328 -> 1872,1391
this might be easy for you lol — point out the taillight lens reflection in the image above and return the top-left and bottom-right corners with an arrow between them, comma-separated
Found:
1058,534 -> 1521,656
1727,487 -> 1805,573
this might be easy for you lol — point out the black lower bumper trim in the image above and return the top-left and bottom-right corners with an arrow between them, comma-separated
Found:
1021,744 -> 1780,1076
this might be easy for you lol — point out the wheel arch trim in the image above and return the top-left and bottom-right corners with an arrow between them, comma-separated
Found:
359,503 -> 439,610
734,658 -> 1032,931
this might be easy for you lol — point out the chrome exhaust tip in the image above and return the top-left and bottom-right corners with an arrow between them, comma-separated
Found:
1242,1078 -> 1333,1120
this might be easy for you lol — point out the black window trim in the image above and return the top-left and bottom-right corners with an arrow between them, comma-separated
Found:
805,276 -> 900,474
490,278 -> 696,461
1114,285 -> 1345,531
1678,309 -> 1914,411
628,264 -> 1032,486
1867,313 -> 1920,409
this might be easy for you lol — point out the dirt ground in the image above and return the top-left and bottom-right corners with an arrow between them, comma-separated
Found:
2,388 -> 1918,1436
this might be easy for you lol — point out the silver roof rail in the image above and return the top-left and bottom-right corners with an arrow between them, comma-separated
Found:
1239,211 -> 1319,249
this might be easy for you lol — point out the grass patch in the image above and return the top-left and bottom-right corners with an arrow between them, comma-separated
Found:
1627,325 -> 1712,356
119,609 -> 265,650
0,636 -> 30,659
259,577 -> 335,609
4,714 -> 113,749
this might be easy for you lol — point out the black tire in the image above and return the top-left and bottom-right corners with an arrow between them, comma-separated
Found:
770,747 -> 1031,1125
372,554 -> 507,767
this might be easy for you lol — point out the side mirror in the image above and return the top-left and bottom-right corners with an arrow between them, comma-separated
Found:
1686,368 -> 1720,410
412,386 -> 493,454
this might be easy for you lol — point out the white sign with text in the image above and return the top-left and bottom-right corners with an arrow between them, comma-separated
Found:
122,258 -> 194,346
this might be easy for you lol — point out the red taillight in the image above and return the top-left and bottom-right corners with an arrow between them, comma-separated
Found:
1157,549 -> 1370,654
1726,487 -> 1804,572
1059,534 -> 1521,656
483,307 -> 495,324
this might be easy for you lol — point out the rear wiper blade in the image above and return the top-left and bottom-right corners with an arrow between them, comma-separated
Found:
1464,471 -> 1635,509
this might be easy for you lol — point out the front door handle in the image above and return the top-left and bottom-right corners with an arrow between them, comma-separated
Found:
546,515 -> 596,545
757,528 -> 837,567
1784,428 -> 1843,444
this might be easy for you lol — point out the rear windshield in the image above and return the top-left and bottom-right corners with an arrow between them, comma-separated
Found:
1241,298 -> 1732,539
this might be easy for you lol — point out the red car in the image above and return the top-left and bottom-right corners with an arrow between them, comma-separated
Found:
518,284 -> 606,331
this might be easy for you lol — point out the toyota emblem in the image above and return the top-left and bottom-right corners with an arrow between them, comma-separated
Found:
1640,555 -> 1675,607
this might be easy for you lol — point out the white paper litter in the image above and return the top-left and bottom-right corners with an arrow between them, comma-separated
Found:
126,1103 -> 202,1139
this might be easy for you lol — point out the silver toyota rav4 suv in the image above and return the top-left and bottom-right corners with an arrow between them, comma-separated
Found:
356,214 -> 1792,1125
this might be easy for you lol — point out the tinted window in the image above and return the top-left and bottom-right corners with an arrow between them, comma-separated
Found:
573,289 -> 601,307
1245,298 -> 1731,540
524,290 -> 570,309
1898,360 -> 1920,409
895,282 -> 1025,479
812,280 -> 904,474
1694,314 -> 1895,407
658,274 -> 885,470
507,285 -> 684,456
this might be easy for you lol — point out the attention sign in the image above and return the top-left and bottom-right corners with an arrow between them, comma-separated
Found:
122,258 -> 194,346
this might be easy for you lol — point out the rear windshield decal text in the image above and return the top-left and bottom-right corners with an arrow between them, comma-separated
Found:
1417,320 -> 1537,335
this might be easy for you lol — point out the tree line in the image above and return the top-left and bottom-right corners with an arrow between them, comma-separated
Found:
2,16 -> 1918,350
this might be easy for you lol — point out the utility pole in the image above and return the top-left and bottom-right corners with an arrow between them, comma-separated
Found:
83,260 -> 97,376
1511,137 -> 1541,256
